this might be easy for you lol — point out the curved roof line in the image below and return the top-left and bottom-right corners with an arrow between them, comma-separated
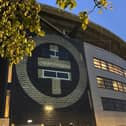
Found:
40,4 -> 125,43
39,4 -> 126,60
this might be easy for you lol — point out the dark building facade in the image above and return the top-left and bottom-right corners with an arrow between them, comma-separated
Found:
1,4 -> 126,126
12,34 -> 93,126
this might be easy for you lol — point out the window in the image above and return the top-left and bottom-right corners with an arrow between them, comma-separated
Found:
102,97 -> 126,112
96,76 -> 126,93
108,63 -> 115,73
124,70 -> 126,77
93,58 -> 126,78
96,77 -> 104,88
42,69 -> 71,80
50,50 -> 55,56
49,49 -> 68,58
93,58 -> 101,69
57,72 -> 69,79
115,66 -> 124,76
104,79 -> 113,89
50,49 -> 59,58
44,70 -> 56,77
112,81 -> 118,91
118,82 -> 123,92
101,61 -> 107,70
123,84 -> 126,92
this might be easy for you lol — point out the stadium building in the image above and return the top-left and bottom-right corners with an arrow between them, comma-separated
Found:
1,4 -> 126,126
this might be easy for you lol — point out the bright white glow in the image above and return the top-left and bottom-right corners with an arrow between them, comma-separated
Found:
41,123 -> 45,126
69,122 -> 73,126
44,105 -> 54,111
27,119 -> 33,123
11,123 -> 15,126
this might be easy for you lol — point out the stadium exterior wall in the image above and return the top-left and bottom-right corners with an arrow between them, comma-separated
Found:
0,4 -> 126,126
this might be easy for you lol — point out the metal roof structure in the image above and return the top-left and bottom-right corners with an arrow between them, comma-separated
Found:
39,4 -> 126,60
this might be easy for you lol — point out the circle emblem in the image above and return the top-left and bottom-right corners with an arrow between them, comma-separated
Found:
16,34 -> 87,108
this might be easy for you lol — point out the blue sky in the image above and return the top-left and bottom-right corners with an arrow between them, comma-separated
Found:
37,0 -> 126,42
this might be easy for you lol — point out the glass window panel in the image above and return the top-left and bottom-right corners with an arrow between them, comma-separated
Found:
96,77 -> 104,82
112,81 -> 119,91
50,50 -> 59,58
118,82 -> 123,92
102,97 -> 126,112
102,98 -> 114,111
96,77 -> 104,88
96,76 -> 126,93
105,84 -> 113,89
93,58 -> 101,68
101,61 -> 107,70
42,49 -> 54,57
123,84 -> 126,92
104,80 -> 112,89
118,71 -> 124,76
57,72 -> 68,79
93,58 -> 99,63
50,50 -> 55,56
108,64 -> 115,73
93,58 -> 126,78
56,52 -> 60,57
44,71 -> 56,77
124,71 -> 126,77
117,67 -> 123,75
58,51 -> 69,59
113,66 -> 123,76
114,103 -> 122,111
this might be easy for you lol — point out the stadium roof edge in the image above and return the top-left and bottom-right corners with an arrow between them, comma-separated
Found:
39,4 -> 126,59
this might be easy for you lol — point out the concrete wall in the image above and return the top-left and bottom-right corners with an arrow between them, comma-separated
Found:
84,42 -> 126,126
11,34 -> 93,126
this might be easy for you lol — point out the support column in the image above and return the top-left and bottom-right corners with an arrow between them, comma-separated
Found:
0,58 -> 8,117
0,58 -> 13,126
4,64 -> 13,118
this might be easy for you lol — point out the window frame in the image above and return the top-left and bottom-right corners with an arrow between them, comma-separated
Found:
93,57 -> 126,78
96,76 -> 126,93
42,69 -> 71,81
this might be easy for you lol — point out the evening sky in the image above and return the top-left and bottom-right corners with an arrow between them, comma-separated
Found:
37,0 -> 126,41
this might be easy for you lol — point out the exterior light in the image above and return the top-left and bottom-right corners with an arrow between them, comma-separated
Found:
11,123 -> 15,126
27,119 -> 32,124
41,123 -> 45,126
44,105 -> 54,111
69,122 -> 74,126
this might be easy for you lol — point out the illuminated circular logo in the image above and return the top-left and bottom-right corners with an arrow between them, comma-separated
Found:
16,34 -> 87,108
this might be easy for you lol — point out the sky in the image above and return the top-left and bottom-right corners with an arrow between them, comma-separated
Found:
37,0 -> 126,42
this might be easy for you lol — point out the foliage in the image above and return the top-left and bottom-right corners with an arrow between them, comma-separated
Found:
56,0 -> 112,30
0,0 -> 45,64
0,0 -> 112,64
56,0 -> 76,10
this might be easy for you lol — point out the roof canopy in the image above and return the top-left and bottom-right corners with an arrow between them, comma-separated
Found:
39,4 -> 126,60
